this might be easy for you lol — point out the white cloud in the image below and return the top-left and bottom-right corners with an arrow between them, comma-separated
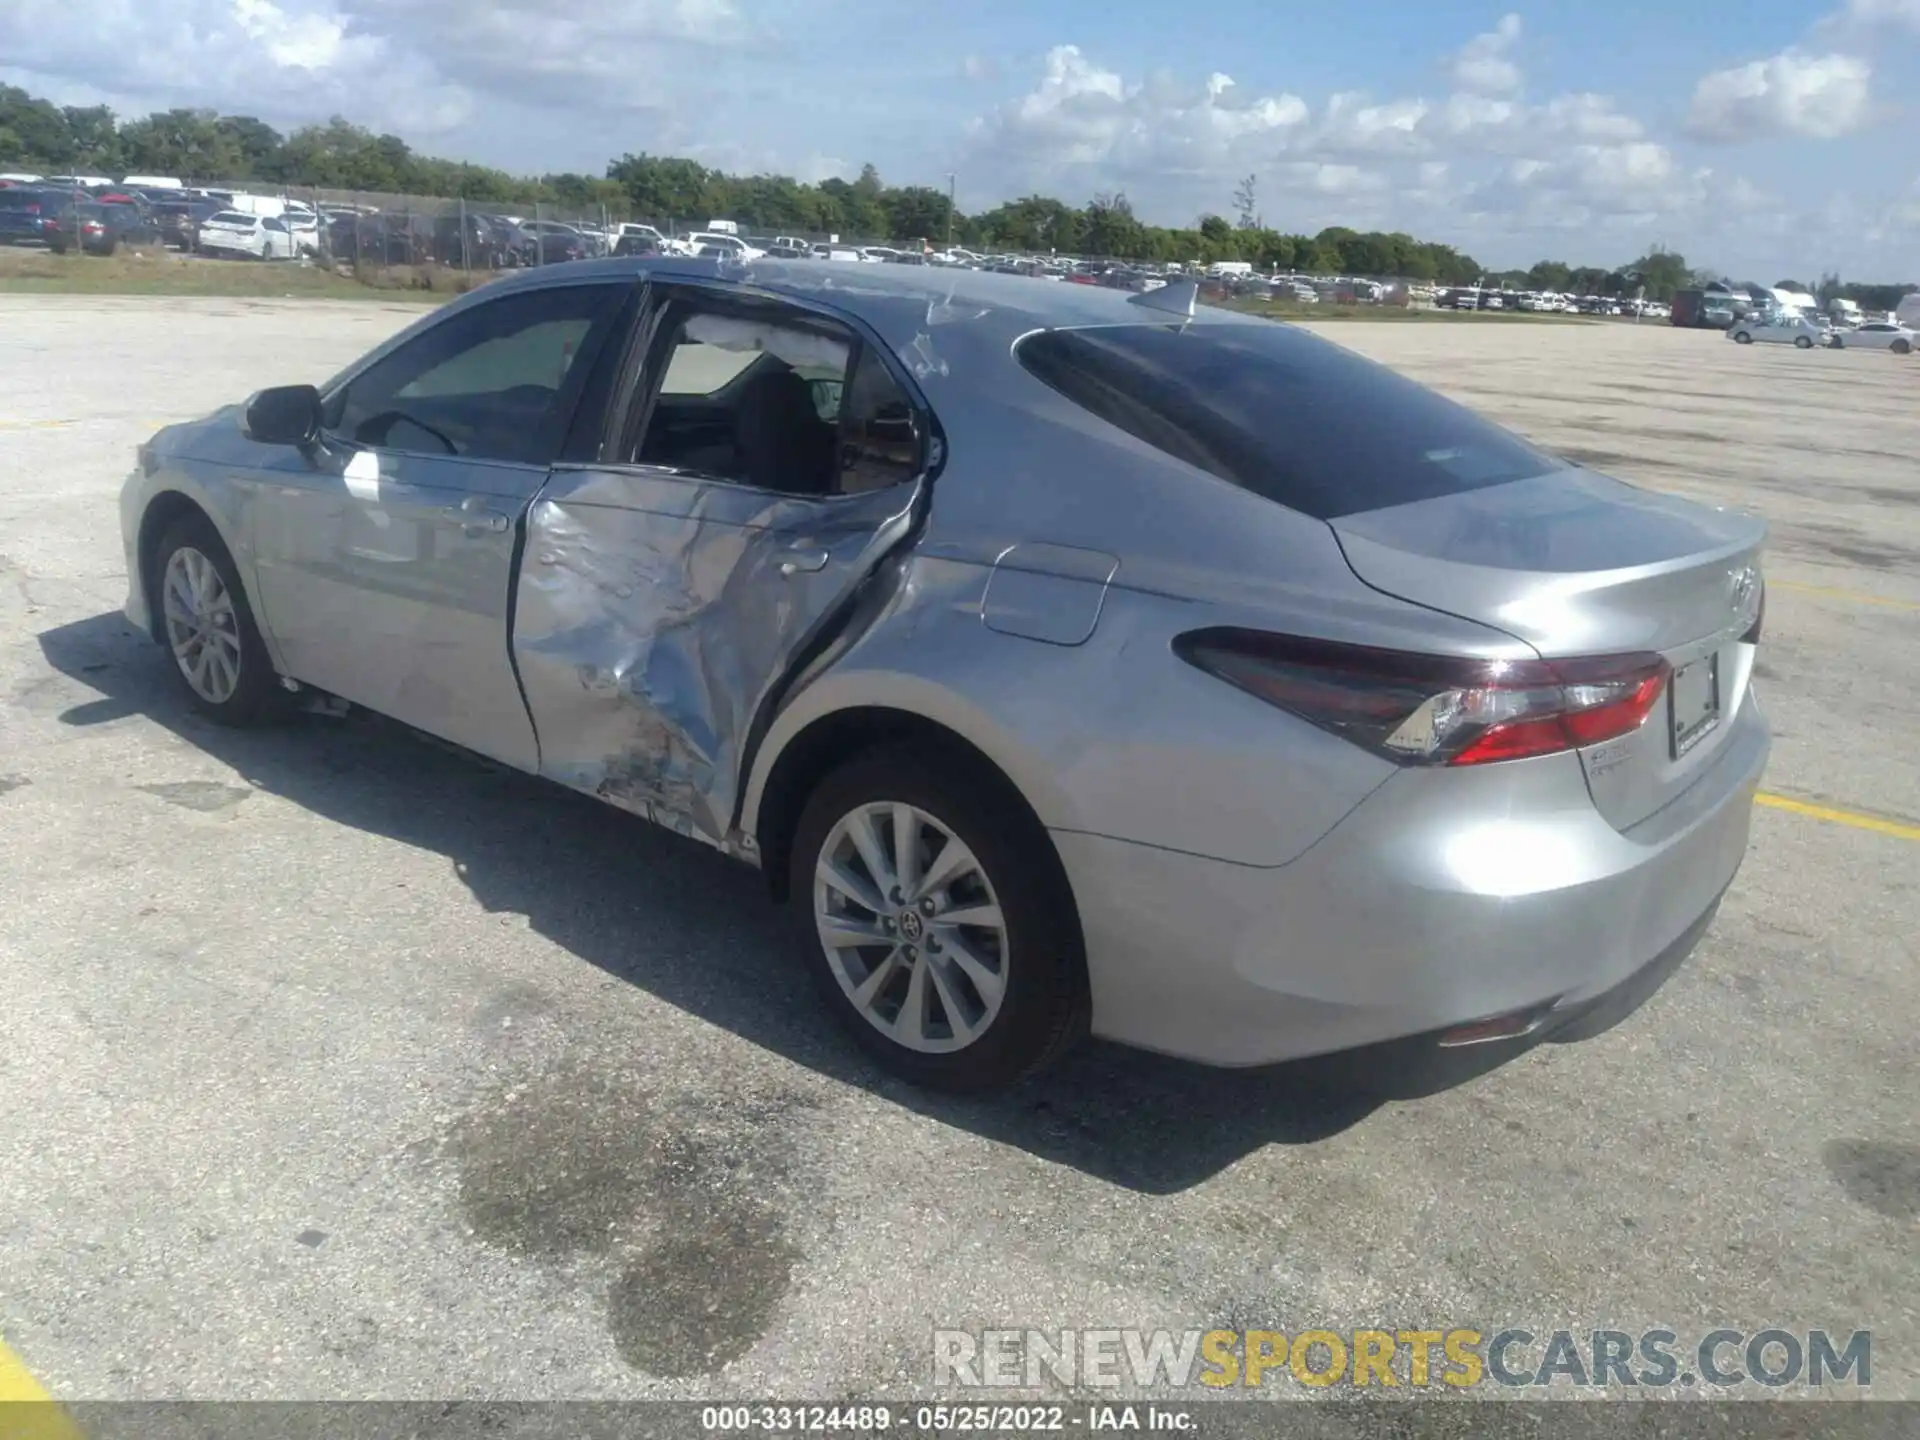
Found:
1838,0 -> 1920,32
1275,161 -> 1388,195
0,0 -> 762,144
1446,13 -> 1523,96
962,44 -> 1309,187
230,0 -> 350,69
1313,93 -> 1431,156
1687,51 -> 1872,141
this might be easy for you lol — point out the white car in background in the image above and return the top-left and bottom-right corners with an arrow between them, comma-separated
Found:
279,205 -> 321,255
196,211 -> 297,260
1727,313 -> 1826,348
668,230 -> 763,261
613,223 -> 668,253
1830,320 -> 1914,354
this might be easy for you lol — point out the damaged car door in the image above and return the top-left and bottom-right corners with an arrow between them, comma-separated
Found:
512,284 -> 927,847
249,280 -> 635,770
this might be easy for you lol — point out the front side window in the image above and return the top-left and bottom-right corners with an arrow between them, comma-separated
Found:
626,295 -> 920,498
325,282 -> 628,465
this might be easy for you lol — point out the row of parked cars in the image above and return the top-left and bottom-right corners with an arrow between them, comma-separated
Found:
0,176 -> 323,258
1726,309 -> 1915,352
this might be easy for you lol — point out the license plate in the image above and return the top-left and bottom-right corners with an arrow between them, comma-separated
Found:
1669,654 -> 1721,757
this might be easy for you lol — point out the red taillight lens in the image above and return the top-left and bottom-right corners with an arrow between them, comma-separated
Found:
1175,629 -> 1670,767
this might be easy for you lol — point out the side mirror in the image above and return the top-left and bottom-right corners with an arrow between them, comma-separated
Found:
243,384 -> 322,446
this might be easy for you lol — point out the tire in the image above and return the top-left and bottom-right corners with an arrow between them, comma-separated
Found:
788,747 -> 1087,1092
1894,340 -> 1912,355
1795,336 -> 1813,349
151,514 -> 283,725
1733,330 -> 1751,344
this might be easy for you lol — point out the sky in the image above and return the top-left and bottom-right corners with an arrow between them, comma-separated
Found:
3,0 -> 1919,279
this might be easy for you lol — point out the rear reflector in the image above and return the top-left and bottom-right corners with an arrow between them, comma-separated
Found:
1175,629 -> 1670,767
1437,1005 -> 1555,1047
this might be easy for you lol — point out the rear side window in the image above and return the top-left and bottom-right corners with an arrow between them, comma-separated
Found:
1015,322 -> 1555,519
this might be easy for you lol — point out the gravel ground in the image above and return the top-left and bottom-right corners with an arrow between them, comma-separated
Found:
0,297 -> 1914,1406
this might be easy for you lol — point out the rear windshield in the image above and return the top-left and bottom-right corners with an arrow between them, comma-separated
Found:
1016,321 -> 1556,519
209,212 -> 253,225
0,189 -> 51,210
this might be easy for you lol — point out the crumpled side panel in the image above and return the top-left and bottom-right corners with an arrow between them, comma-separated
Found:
512,466 -> 918,851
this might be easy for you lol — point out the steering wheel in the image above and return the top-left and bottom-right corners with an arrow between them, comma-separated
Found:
356,409 -> 459,455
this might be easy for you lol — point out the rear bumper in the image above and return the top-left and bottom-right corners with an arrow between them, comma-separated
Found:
1056,693 -> 1768,1068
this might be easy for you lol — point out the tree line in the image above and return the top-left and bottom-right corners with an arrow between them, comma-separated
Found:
3,84 -> 1911,304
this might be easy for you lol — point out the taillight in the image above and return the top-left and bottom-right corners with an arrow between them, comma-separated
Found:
1175,629 -> 1670,767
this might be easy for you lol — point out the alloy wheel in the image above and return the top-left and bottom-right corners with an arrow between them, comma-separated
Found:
813,801 -> 1009,1054
161,545 -> 243,704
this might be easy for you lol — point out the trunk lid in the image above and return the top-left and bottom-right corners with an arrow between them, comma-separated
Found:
1330,466 -> 1766,831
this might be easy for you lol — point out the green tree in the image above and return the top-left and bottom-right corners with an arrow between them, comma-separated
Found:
0,85 -> 75,168
1623,246 -> 1689,301
61,105 -> 120,171
1526,259 -> 1573,291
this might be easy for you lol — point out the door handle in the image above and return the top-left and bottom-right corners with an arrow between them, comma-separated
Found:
440,504 -> 511,535
779,547 -> 831,576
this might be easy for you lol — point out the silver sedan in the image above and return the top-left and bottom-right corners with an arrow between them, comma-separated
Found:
120,258 -> 1770,1091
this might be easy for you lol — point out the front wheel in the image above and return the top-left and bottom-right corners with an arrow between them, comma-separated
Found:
789,749 -> 1087,1091
1733,330 -> 1752,344
153,515 -> 283,725
1795,335 -> 1814,349
1894,339 -> 1912,355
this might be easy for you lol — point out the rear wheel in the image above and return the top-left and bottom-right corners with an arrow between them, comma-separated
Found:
1733,330 -> 1752,344
1795,335 -> 1813,349
153,514 -> 282,725
789,748 -> 1086,1091
1894,339 -> 1912,355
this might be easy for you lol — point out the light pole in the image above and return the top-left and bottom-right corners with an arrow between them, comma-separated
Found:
946,173 -> 956,250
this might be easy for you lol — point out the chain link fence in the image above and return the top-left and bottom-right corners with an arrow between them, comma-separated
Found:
174,181 -> 881,292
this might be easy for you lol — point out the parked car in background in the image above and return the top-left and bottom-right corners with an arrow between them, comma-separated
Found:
519,219 -> 599,259
613,223 -> 667,256
0,185 -> 59,244
1727,313 -> 1826,348
196,211 -> 298,260
121,257 -> 1768,1091
153,198 -> 227,251
511,222 -> 590,266
1831,320 -> 1914,354
45,199 -> 162,255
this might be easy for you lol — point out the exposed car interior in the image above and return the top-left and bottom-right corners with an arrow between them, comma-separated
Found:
634,306 -> 856,496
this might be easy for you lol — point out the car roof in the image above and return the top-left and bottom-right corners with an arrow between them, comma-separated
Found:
476,254 -> 1260,340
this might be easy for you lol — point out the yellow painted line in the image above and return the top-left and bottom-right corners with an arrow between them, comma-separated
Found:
1770,579 -> 1920,611
0,1336 -> 84,1440
1756,791 -> 1920,841
0,419 -> 78,432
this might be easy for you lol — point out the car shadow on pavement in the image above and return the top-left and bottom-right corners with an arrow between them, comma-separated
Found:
39,611 -> 1526,1194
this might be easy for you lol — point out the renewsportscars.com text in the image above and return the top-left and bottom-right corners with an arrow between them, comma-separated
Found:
933,1327 -> 1872,1390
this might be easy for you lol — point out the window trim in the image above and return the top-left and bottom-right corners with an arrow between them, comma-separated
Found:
590,278 -> 937,502
318,277 -> 642,467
